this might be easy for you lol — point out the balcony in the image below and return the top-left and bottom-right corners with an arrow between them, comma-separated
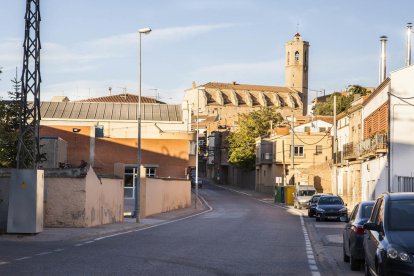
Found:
359,133 -> 387,158
343,142 -> 358,161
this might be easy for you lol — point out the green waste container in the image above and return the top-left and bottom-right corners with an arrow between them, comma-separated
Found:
274,186 -> 285,203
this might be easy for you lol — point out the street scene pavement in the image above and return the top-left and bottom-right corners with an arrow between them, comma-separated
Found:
0,181 -> 363,275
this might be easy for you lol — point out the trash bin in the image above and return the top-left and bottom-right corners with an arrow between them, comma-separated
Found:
284,186 -> 295,206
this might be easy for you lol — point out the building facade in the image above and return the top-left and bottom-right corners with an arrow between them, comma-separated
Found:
39,95 -> 195,199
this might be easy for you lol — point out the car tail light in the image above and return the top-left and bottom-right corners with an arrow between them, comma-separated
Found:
351,225 -> 365,235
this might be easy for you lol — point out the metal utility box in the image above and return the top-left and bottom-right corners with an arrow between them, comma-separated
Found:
7,169 -> 44,233
284,186 -> 295,206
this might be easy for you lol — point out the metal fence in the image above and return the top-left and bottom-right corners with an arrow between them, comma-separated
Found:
397,176 -> 414,192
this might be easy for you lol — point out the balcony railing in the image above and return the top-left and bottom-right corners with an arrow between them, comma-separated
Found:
359,133 -> 387,157
342,133 -> 387,161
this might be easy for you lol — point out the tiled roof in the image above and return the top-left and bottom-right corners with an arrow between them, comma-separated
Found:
40,102 -> 182,121
203,82 -> 296,93
77,93 -> 165,104
198,82 -> 302,108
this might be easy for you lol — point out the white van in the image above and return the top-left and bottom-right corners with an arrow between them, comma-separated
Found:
293,185 -> 317,209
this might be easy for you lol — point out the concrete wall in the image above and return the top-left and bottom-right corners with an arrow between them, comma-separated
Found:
45,167 -> 124,227
140,178 -> 191,217
361,156 -> 387,201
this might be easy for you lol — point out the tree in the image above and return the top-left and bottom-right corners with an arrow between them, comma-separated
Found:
0,74 -> 21,168
313,85 -> 370,116
227,108 -> 283,170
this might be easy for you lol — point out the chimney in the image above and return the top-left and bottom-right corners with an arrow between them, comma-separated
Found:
379,35 -> 388,84
407,23 -> 412,66
192,81 -> 197,89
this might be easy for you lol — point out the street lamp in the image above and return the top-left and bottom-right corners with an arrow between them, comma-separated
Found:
135,27 -> 152,223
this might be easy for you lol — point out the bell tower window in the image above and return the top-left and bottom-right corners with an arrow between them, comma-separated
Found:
295,51 -> 300,61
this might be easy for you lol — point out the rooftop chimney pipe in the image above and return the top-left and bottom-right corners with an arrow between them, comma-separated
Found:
407,23 -> 412,66
379,35 -> 388,84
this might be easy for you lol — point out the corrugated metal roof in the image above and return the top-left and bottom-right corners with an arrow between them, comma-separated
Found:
40,102 -> 182,121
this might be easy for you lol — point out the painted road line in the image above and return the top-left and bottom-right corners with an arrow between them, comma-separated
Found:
74,243 -> 84,247
54,249 -> 65,252
35,252 -> 51,256
83,241 -> 94,244
0,261 -> 9,265
94,194 -> 213,242
14,256 -> 31,261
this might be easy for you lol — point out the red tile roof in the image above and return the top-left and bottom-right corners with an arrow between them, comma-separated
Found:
77,93 -> 165,104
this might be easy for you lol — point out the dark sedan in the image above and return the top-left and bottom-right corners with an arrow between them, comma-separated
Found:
315,195 -> 347,221
342,201 -> 374,271
364,193 -> 414,276
308,194 -> 326,217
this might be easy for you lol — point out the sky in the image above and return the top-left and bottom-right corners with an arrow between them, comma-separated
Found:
0,0 -> 413,104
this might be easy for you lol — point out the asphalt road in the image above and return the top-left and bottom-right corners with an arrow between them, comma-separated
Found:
0,185 -> 317,275
0,184 -> 349,275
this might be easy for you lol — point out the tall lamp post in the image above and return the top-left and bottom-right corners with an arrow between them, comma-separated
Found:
135,27 -> 151,223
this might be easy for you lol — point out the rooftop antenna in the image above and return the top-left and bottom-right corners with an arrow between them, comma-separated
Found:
296,22 -> 300,33
109,86 -> 112,96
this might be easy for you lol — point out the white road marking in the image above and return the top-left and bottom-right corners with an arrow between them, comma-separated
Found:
0,261 -> 9,265
54,249 -> 65,252
94,195 -> 213,242
15,256 -> 31,261
83,241 -> 94,244
74,243 -> 84,247
214,184 -> 321,275
35,252 -> 51,256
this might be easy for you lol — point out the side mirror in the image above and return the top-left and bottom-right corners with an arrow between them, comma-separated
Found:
340,216 -> 348,223
363,222 -> 381,232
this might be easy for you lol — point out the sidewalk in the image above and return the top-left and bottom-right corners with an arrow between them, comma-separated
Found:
0,193 -> 207,242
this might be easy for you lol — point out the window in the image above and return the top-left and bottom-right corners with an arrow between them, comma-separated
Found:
315,145 -> 323,155
146,167 -> 156,178
294,145 -> 304,157
95,126 -> 104,138
304,126 -> 311,133
287,52 -> 290,64
295,51 -> 300,61
319,127 -> 326,133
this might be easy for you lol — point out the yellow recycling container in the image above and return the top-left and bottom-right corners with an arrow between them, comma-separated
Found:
284,186 -> 295,206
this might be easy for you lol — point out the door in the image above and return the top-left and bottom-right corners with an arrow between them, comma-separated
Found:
364,198 -> 383,269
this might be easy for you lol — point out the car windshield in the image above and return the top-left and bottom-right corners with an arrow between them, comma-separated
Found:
317,197 -> 343,205
311,196 -> 321,203
389,200 -> 414,231
298,190 -> 316,196
360,204 -> 373,219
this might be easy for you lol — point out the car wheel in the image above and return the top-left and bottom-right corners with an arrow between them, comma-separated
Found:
316,216 -> 320,221
350,252 -> 360,271
343,243 -> 350,263
308,211 -> 313,218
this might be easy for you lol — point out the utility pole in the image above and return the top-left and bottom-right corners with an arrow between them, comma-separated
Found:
290,109 -> 295,186
282,140 -> 286,186
333,95 -> 338,195
17,0 -> 42,169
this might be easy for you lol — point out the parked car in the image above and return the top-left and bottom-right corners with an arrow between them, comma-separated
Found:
293,185 -> 317,209
342,201 -> 374,271
314,195 -> 347,221
191,177 -> 203,189
308,193 -> 329,217
363,192 -> 414,276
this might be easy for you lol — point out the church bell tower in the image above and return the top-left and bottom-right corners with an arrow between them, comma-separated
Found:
285,33 -> 309,115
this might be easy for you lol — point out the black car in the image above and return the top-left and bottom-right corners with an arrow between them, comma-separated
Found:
364,192 -> 414,276
343,201 -> 374,271
308,194 -> 327,217
191,177 -> 203,188
314,195 -> 347,221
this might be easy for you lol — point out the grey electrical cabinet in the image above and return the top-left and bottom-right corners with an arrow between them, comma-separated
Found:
7,169 -> 44,233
